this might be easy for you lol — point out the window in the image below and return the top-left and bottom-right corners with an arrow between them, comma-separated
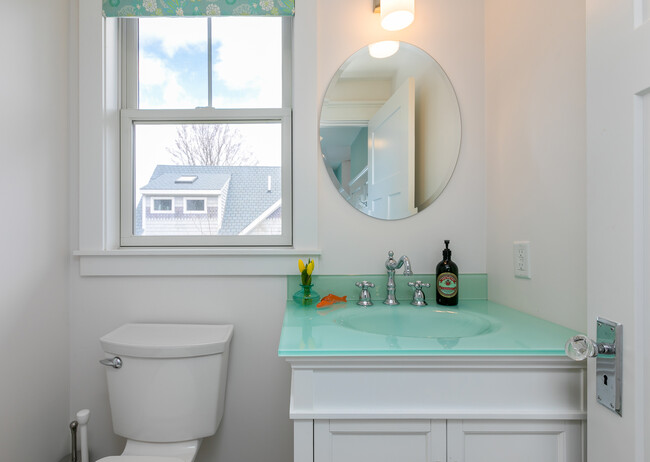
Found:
120,16 -> 292,247
152,197 -> 173,212
184,198 -> 207,213
76,2 -> 320,276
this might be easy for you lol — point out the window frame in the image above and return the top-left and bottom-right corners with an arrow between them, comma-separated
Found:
119,17 -> 293,248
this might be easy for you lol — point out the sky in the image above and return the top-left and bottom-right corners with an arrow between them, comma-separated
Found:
134,16 -> 283,199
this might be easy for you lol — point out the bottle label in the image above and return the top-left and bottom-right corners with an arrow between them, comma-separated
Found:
437,272 -> 458,298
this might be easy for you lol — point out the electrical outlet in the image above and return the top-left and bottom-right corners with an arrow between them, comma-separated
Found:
513,241 -> 532,279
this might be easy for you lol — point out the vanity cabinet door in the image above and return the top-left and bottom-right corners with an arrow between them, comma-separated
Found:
446,420 -> 583,462
314,419 -> 446,462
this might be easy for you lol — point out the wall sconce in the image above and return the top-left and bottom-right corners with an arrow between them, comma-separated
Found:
369,40 -> 400,59
373,0 -> 415,31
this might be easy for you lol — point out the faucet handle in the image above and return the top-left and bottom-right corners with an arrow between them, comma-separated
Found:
355,281 -> 375,306
408,281 -> 430,306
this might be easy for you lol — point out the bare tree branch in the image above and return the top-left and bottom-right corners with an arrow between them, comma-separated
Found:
167,124 -> 258,166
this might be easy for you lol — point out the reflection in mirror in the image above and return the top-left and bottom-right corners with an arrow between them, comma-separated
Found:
320,42 -> 461,220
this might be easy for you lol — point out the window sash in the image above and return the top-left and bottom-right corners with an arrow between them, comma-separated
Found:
120,109 -> 292,247
119,17 -> 293,247
121,17 -> 292,110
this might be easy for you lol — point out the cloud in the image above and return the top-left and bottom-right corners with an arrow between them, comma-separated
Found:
139,17 -> 207,58
211,17 -> 282,103
139,51 -> 203,109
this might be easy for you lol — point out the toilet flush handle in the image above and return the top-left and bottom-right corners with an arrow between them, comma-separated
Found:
99,357 -> 122,369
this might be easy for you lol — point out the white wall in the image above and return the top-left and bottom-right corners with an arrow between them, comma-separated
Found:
485,0 -> 587,331
68,1 -> 486,461
0,1 -> 71,461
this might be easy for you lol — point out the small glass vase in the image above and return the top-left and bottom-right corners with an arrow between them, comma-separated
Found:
293,283 -> 320,306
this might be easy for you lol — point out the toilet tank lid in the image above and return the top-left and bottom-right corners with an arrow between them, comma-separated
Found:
100,323 -> 234,358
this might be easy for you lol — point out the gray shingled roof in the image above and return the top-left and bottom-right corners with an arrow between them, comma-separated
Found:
141,171 -> 231,191
138,165 -> 282,235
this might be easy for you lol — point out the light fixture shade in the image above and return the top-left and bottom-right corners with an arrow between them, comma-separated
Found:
380,0 -> 414,31
369,41 -> 400,59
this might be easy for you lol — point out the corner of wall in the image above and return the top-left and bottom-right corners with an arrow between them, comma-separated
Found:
484,0 -> 587,331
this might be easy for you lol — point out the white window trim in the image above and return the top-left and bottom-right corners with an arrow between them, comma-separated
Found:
151,197 -> 174,214
183,197 -> 207,214
239,199 -> 282,235
75,0 -> 320,276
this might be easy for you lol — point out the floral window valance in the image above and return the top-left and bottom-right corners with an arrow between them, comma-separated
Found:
102,0 -> 295,17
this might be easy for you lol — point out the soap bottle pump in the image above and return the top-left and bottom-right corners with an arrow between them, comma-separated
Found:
436,240 -> 459,306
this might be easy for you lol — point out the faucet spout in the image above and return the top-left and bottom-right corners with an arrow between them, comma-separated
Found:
401,256 -> 413,276
384,251 -> 413,305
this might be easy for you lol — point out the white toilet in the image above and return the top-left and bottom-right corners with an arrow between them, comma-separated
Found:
97,323 -> 234,462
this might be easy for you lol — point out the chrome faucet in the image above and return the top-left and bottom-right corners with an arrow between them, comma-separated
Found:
384,250 -> 413,305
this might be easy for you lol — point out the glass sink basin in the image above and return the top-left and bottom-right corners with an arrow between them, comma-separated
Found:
333,306 -> 494,339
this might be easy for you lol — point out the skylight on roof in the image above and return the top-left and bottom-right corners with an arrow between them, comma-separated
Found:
175,175 -> 198,184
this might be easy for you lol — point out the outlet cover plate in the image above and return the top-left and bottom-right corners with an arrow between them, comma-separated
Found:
513,241 -> 531,279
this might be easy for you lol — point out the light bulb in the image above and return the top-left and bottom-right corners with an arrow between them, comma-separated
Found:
380,0 -> 414,31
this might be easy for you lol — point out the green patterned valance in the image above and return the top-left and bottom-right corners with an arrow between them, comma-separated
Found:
103,0 -> 295,17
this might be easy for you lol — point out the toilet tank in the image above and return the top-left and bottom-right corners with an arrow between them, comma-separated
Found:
100,323 -> 233,443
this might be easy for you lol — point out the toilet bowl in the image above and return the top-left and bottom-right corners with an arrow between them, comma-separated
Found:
97,323 -> 233,462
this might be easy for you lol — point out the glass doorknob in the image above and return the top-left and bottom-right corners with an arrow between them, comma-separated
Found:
565,335 -> 598,360
565,334 -> 616,361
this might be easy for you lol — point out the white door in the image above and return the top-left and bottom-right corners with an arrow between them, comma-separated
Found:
446,420 -> 582,462
587,1 -> 650,460
367,77 -> 416,219
313,420 -> 446,462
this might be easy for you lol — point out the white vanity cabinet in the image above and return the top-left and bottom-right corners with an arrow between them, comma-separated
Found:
287,356 -> 586,462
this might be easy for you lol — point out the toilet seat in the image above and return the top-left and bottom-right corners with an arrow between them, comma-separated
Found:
97,457 -> 185,462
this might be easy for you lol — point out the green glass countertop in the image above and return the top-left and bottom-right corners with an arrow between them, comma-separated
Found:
278,285 -> 581,357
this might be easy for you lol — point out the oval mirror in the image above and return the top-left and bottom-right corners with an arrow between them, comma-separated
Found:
320,42 -> 461,220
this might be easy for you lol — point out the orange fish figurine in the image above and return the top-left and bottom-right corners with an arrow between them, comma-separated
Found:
316,294 -> 347,308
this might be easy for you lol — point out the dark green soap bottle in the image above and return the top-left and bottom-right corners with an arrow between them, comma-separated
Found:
436,240 -> 459,306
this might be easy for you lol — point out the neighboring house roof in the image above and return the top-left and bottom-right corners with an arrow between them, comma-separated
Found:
138,165 -> 282,236
141,170 -> 231,192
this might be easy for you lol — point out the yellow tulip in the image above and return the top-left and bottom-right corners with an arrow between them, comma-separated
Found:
299,258 -> 314,286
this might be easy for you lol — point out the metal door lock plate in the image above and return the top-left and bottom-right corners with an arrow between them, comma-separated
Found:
596,317 -> 622,416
